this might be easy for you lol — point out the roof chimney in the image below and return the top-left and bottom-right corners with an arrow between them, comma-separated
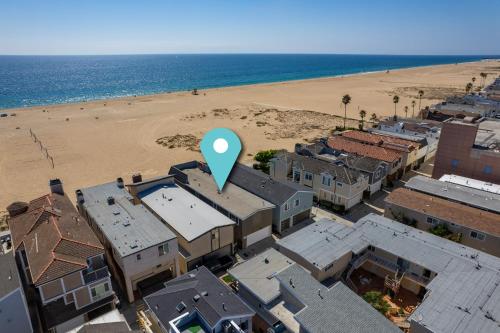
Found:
116,177 -> 124,188
76,189 -> 84,204
49,178 -> 64,195
132,173 -> 142,184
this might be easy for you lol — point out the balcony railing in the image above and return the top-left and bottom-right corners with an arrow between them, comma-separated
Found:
83,266 -> 109,284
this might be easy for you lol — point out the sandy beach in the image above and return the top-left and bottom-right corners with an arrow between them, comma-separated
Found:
1,59 -> 499,210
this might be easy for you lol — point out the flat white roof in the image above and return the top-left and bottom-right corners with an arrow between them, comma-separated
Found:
140,184 -> 235,242
440,174 -> 500,194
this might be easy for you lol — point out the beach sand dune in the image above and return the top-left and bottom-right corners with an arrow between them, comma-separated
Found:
1,60 -> 499,209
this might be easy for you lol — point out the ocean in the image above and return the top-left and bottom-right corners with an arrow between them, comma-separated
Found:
0,54 -> 495,110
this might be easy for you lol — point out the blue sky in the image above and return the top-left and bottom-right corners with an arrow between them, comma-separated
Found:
1,0 -> 499,55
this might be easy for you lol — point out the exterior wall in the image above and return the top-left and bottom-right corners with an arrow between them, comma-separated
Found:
409,320 -> 434,333
432,121 -> 500,183
74,286 -> 91,308
238,209 -> 273,249
40,278 -> 65,301
0,289 -> 33,333
274,191 -> 313,234
385,203 -> 500,257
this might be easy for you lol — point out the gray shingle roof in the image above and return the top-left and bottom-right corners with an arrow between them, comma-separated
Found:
0,253 -> 21,299
405,175 -> 500,214
282,153 -> 363,185
277,214 -> 500,333
79,182 -> 176,257
228,248 -> 295,304
276,264 -> 400,333
229,164 -> 313,205
171,164 -> 275,220
144,266 -> 254,328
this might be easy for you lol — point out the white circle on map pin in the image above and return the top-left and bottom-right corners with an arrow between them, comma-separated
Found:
213,138 -> 229,154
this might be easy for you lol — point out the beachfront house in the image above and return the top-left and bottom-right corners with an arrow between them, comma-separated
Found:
270,152 -> 369,210
7,179 -> 115,333
140,266 -> 254,333
228,164 -> 314,234
169,161 -> 275,249
77,178 -> 179,303
127,175 -> 236,274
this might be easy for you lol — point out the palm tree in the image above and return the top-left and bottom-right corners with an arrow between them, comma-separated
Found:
392,95 -> 399,118
465,82 -> 473,94
404,106 -> 409,118
370,113 -> 378,122
418,90 -> 424,115
359,109 -> 367,129
411,100 -> 416,118
342,94 -> 351,130
471,77 -> 476,90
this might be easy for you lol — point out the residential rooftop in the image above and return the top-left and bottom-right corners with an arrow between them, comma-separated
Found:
278,152 -> 365,185
405,175 -> 500,214
79,181 -> 176,257
341,130 -> 421,151
8,191 -> 104,285
275,264 -> 400,333
170,162 -> 275,220
440,174 -> 500,194
144,266 -> 254,329
228,248 -> 295,305
327,136 -> 402,163
386,187 -> 500,237
277,215 -> 500,333
139,183 -> 235,242
0,253 -> 21,299
475,119 -> 500,150
228,163 -> 312,205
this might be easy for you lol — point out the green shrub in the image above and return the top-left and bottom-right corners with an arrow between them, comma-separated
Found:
429,224 -> 452,237
253,149 -> 279,174
363,291 -> 391,315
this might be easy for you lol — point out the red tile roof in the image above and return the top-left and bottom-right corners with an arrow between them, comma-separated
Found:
385,188 -> 500,237
327,136 -> 402,163
341,130 -> 420,151
8,193 -> 103,285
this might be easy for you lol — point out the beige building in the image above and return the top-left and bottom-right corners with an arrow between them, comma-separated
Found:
7,180 -> 115,333
385,187 -> 500,257
130,175 -> 235,274
77,178 -> 179,303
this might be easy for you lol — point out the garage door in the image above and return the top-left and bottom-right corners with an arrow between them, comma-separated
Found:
245,226 -> 272,247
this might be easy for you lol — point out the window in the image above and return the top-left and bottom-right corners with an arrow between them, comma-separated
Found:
423,269 -> 432,278
293,170 -> 301,182
426,216 -> 439,225
284,203 -> 290,211
158,243 -> 169,256
483,165 -> 493,174
451,159 -> 459,168
304,172 -> 313,181
337,182 -> 343,187
470,231 -> 486,241
322,175 -> 331,187
368,245 -> 375,252
136,253 -> 141,261
91,282 -> 110,301
294,199 -> 300,207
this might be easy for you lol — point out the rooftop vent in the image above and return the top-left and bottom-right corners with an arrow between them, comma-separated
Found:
193,295 -> 200,302
176,301 -> 187,313
76,189 -> 84,204
201,291 -> 208,296
132,173 -> 142,184
107,196 -> 115,205
117,177 -> 124,188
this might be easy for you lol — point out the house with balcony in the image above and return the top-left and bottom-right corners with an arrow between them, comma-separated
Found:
127,174 -> 236,274
77,178 -> 179,303
169,161 -> 275,249
270,152 -> 369,210
228,164 -> 314,234
141,266 -> 254,333
385,187 -> 500,257
277,214 -> 500,333
7,179 -> 115,333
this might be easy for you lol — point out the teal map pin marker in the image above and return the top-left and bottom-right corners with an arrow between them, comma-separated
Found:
200,128 -> 242,191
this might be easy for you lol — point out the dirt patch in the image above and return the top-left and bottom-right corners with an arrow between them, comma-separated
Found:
392,86 -> 464,100
156,134 -> 201,151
